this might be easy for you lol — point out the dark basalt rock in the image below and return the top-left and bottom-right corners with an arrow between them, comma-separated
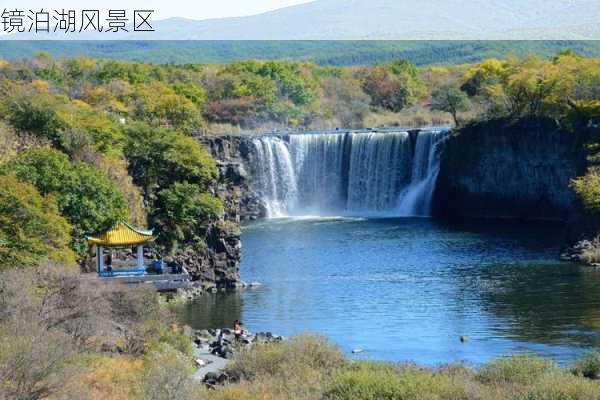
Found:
171,136 -> 253,286
434,118 -> 587,221
197,134 -> 265,221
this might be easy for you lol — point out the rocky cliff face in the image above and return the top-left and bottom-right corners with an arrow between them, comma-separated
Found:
169,136 -> 258,288
172,135 -> 266,288
171,167 -> 243,288
433,118 -> 587,221
198,135 -> 264,220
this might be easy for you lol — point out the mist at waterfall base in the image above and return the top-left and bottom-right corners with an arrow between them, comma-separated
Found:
179,130 -> 600,365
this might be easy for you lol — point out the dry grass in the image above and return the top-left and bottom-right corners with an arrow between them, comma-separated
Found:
364,107 -> 453,129
209,337 -> 600,400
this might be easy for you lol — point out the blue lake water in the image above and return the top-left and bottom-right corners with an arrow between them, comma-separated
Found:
181,217 -> 600,366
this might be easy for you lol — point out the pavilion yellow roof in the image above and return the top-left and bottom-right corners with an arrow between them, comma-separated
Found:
86,222 -> 156,246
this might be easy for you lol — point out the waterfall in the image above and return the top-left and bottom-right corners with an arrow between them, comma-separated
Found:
251,136 -> 298,218
396,129 -> 447,216
346,131 -> 413,212
251,129 -> 447,218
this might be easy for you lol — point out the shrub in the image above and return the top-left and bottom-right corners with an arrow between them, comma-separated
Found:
0,174 -> 75,268
226,334 -> 346,382
0,265 -> 111,345
325,362 -> 467,400
210,375 -> 323,400
477,355 -> 558,386
138,343 -> 202,400
519,372 -> 600,400
152,326 -> 194,358
109,284 -> 171,353
0,319 -> 77,400
571,351 -> 600,379
571,172 -> 600,214
80,355 -> 144,400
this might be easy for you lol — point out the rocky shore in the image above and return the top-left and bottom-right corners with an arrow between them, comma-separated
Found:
561,238 -> 600,266
190,327 -> 284,386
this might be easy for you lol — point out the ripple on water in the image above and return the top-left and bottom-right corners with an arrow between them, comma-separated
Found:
182,218 -> 600,366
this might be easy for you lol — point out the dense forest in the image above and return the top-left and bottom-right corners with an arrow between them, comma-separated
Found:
2,40 -> 600,66
0,51 -> 599,399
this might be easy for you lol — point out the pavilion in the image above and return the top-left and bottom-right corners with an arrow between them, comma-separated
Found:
87,221 -> 157,277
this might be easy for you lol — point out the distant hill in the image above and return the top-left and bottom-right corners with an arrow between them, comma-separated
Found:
1,40 -> 599,66
139,0 -> 600,40
6,0 -> 600,40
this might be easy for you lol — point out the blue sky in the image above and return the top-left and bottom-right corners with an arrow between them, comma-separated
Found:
1,0 -> 313,20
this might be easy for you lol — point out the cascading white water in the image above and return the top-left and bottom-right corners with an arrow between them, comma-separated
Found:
346,131 -> 413,212
289,133 -> 347,214
251,129 -> 447,218
251,136 -> 298,217
396,129 -> 447,216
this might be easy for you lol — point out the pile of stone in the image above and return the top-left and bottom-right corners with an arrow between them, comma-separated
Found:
195,328 -> 283,357
561,239 -> 599,266
192,327 -> 283,387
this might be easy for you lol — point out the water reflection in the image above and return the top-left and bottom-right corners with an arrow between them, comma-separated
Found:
180,291 -> 243,330
476,263 -> 600,347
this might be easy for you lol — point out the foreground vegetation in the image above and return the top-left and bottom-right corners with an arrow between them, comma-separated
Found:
215,337 -> 600,400
0,265 -> 200,399
2,265 -> 600,400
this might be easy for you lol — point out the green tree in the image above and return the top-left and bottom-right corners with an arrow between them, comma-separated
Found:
57,99 -> 124,156
0,174 -> 75,268
431,84 -> 471,126
8,148 -> 129,256
133,82 -> 204,134
5,89 -> 64,145
360,60 -> 424,112
571,172 -> 600,214
155,182 -> 222,250
124,123 -> 217,196
461,58 -> 509,96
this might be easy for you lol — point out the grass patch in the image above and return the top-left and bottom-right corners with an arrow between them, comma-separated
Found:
571,351 -> 600,379
226,334 -> 346,381
211,340 -> 600,400
325,362 -> 467,400
476,355 -> 558,386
